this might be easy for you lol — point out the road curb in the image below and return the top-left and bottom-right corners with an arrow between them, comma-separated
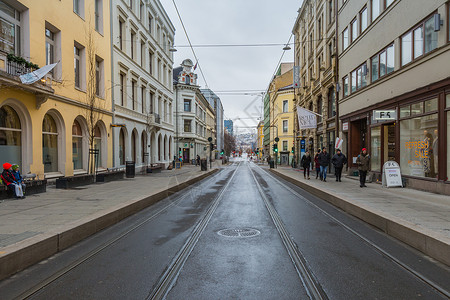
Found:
0,169 -> 219,281
269,169 -> 450,267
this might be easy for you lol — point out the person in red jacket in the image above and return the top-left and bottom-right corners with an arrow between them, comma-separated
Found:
1,162 -> 22,198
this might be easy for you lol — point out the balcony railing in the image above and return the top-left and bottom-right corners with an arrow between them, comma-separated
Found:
7,60 -> 35,77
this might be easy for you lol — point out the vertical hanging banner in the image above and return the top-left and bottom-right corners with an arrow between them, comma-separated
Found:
297,106 -> 317,129
293,66 -> 300,88
335,137 -> 344,149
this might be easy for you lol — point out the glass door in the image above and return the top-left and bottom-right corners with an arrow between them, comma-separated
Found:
383,123 -> 396,164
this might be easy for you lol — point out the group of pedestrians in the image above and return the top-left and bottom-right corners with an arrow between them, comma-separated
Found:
1,163 -> 26,198
299,147 -> 370,187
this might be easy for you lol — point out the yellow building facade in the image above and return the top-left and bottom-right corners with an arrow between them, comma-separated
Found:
256,121 -> 264,160
0,0 -> 112,179
269,64 -> 295,166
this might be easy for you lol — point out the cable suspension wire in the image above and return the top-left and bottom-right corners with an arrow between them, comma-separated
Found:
171,0 -> 209,88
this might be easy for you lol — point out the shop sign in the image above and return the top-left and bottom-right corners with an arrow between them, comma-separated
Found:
335,137 -> 344,149
342,122 -> 348,131
184,143 -> 188,148
382,161 -> 403,188
373,109 -> 396,120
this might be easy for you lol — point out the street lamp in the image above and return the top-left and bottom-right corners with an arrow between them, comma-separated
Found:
283,44 -> 291,51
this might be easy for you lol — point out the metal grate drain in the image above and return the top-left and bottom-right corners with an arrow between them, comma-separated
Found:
217,228 -> 260,238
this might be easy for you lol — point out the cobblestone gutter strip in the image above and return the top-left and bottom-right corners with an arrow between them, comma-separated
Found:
0,169 -> 219,281
270,169 -> 450,267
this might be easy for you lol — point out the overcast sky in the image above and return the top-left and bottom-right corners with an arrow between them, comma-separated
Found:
159,0 -> 304,134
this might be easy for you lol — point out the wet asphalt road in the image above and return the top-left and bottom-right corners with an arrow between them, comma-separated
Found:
1,159 -> 449,299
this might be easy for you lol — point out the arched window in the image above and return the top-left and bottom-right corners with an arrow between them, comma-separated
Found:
72,120 -> 83,170
43,114 -> 58,173
141,132 -> 146,164
0,105 -> 22,167
131,130 -> 137,162
93,125 -> 102,167
119,128 -> 125,165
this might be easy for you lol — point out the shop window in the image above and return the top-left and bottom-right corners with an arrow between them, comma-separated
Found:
343,76 -> 349,97
447,94 -> 450,107
411,102 -> 423,116
447,111 -> 450,180
93,125 -> 102,167
360,7 -> 368,33
119,128 -> 125,165
371,126 -> 381,171
42,114 -> 58,173
424,98 -> 438,113
72,120 -> 83,170
400,113 -> 438,178
400,105 -> 410,118
0,105 -> 22,167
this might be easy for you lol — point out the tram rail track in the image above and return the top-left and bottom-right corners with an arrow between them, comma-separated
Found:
251,163 -> 450,299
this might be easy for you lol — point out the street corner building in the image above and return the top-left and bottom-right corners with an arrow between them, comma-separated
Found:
337,0 -> 450,194
0,0 -> 113,179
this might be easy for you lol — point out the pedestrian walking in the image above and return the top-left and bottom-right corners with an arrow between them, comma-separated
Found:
314,150 -> 321,179
300,150 -> 312,179
356,148 -> 370,188
196,155 -> 200,166
331,149 -> 347,182
318,147 -> 331,182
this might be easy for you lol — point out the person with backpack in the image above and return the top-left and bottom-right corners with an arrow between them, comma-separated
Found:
356,148 -> 370,187
331,149 -> 347,182
300,150 -> 312,179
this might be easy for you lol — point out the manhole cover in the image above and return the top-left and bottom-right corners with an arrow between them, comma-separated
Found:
217,228 -> 260,238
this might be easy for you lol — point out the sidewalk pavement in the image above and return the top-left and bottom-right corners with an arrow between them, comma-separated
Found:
0,164 -> 219,280
267,165 -> 450,267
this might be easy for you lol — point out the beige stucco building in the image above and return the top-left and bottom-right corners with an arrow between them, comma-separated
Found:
337,0 -> 450,194
292,0 -> 339,169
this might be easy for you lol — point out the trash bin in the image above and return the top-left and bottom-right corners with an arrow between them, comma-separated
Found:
269,160 -> 275,169
126,161 -> 135,178
200,159 -> 207,171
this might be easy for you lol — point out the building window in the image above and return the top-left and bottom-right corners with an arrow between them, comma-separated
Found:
371,44 -> 394,82
74,46 -> 81,88
360,6 -> 368,33
184,100 -> 191,112
343,76 -> 349,97
149,92 -> 154,113
120,73 -> 125,106
351,18 -> 358,43
318,17 -> 322,38
0,105 -> 22,167
141,86 -> 146,113
119,19 -> 124,50
283,120 -> 288,133
282,100 -> 288,113
343,27 -> 349,50
400,103 -> 438,179
73,0 -> 83,17
140,1 -> 144,21
95,57 -> 103,97
351,70 -> 357,93
317,97 -> 323,123
141,41 -> 145,67
283,141 -> 288,151
401,15 -> 438,66
94,0 -> 103,33
328,87 -> 336,117
131,80 -> 136,110
149,51 -> 153,75
385,0 -> 394,8
130,31 -> 136,60
45,28 -> 55,72
148,14 -> 153,34
371,126 -> 381,171
372,0 -> 380,22
0,1 -> 22,55
328,0 -> 334,24
42,114 -> 58,173
93,125 -> 102,167
184,120 -> 191,132
72,120 -> 83,170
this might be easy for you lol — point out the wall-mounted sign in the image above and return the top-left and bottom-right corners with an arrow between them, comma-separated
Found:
342,122 -> 348,131
373,110 -> 396,120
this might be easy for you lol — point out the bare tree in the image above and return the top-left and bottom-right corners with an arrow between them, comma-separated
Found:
224,131 -> 236,156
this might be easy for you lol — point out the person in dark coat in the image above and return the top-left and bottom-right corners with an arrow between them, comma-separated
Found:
300,150 -> 312,179
11,164 -> 26,194
356,148 -> 370,187
331,149 -> 347,182
1,163 -> 21,198
196,155 -> 200,166
318,147 -> 331,182
314,149 -> 321,179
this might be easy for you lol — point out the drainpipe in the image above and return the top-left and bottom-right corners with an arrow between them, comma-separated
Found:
110,0 -> 116,168
175,85 -> 179,162
335,0 -> 340,147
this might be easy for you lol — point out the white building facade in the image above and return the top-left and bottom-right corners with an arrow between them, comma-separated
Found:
111,0 -> 175,170
173,59 -> 215,163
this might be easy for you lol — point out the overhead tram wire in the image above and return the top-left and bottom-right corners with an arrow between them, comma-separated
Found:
171,0 -> 209,88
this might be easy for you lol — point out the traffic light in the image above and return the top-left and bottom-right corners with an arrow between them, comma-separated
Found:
272,143 -> 278,153
291,147 -> 294,153
220,149 -> 224,155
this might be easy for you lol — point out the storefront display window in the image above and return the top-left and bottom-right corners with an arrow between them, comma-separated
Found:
0,105 -> 21,167
424,98 -> 438,113
411,102 -> 423,115
447,111 -> 450,181
42,114 -> 58,173
371,126 -> 381,171
400,105 -> 410,118
446,94 -> 450,107
400,114 -> 438,178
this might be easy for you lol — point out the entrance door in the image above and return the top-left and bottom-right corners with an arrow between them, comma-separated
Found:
350,118 -> 367,167
280,153 -> 289,165
383,123 -> 396,164
183,148 -> 190,163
